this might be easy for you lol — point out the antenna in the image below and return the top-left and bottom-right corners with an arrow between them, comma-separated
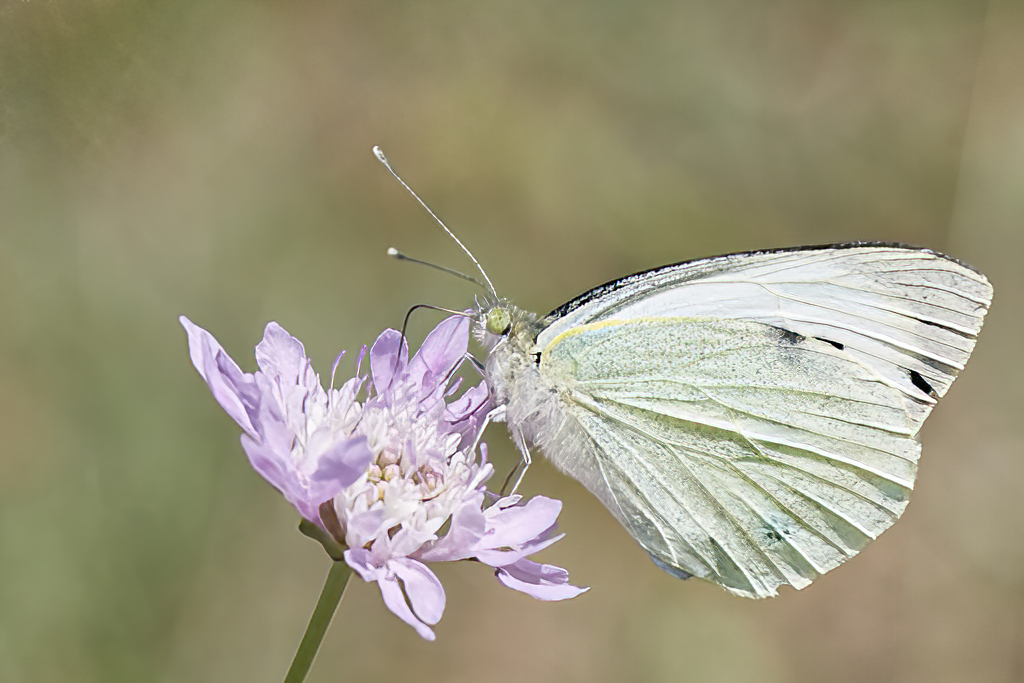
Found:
399,304 -> 473,346
389,303 -> 474,384
387,247 -> 488,292
373,146 -> 499,301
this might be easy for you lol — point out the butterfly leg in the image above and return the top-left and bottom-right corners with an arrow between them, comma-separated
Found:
463,352 -> 486,374
466,405 -> 505,460
499,430 -> 532,496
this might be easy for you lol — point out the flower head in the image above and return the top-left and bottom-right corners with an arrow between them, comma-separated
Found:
182,314 -> 586,640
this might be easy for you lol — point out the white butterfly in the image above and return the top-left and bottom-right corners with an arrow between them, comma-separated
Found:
373,148 -> 993,598
476,244 -> 991,598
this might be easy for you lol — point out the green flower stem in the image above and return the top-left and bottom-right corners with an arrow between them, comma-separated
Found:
283,560 -> 353,683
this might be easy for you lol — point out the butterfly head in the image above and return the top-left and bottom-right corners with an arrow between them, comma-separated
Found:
484,307 -> 512,336
475,304 -> 514,351
474,302 -> 542,355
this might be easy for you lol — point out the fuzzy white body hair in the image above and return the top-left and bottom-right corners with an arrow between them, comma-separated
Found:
474,306 -> 597,479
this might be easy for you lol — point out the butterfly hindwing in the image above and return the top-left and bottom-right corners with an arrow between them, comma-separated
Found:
539,316 -> 932,597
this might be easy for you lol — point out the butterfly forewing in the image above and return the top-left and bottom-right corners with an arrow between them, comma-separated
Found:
526,246 -> 991,596
536,245 -> 992,429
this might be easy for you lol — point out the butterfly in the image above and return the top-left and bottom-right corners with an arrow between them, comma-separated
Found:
374,148 -> 993,598
475,244 -> 991,597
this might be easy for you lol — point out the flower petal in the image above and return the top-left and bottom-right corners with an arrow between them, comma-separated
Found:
495,559 -> 589,601
307,435 -> 375,502
343,548 -> 380,583
378,569 -> 437,641
180,316 -> 259,435
391,558 -> 446,626
389,525 -> 441,559
370,329 -> 407,394
346,549 -> 440,639
473,532 -> 564,567
414,493 -> 488,562
444,380 -> 491,427
254,323 -> 331,439
240,433 -> 319,522
405,316 -> 469,396
344,508 -> 388,549
255,322 -> 310,389
484,496 -> 563,548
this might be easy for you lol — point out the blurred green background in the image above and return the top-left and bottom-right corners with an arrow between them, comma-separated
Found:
1,0 -> 1022,681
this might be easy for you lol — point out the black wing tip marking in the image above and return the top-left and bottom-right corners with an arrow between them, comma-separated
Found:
547,242 -> 987,320
909,369 -> 938,398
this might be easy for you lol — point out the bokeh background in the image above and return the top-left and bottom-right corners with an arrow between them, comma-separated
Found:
2,1 -> 1022,681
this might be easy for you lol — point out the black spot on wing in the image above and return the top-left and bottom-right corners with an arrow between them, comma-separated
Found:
909,369 -> 938,398
777,328 -> 806,345
815,337 -> 845,351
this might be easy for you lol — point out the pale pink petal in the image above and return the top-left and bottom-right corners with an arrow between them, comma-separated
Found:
344,508 -> 387,549
414,494 -> 487,562
405,316 -> 469,396
473,532 -> 564,567
240,433 -> 319,522
392,558 -> 446,626
444,376 -> 463,397
496,559 -> 589,601
484,496 -> 563,547
254,322 -> 309,387
370,329 -> 407,394
389,526 -> 440,559
307,436 -> 375,502
343,548 -> 381,583
444,380 -> 491,427
378,572 -> 436,641
180,316 -> 258,435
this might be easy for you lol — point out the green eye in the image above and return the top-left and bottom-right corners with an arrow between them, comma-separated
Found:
486,308 -> 512,335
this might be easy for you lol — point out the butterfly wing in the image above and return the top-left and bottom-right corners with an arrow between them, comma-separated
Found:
537,244 -> 992,429
531,246 -> 991,597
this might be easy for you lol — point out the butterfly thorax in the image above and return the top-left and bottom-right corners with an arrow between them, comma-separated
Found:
474,303 -> 589,470
474,303 -> 545,407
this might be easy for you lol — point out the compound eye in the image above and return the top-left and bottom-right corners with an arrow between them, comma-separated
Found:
485,308 -> 512,336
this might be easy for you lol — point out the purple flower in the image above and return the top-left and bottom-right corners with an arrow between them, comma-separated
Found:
181,317 -> 375,523
182,314 -> 586,640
